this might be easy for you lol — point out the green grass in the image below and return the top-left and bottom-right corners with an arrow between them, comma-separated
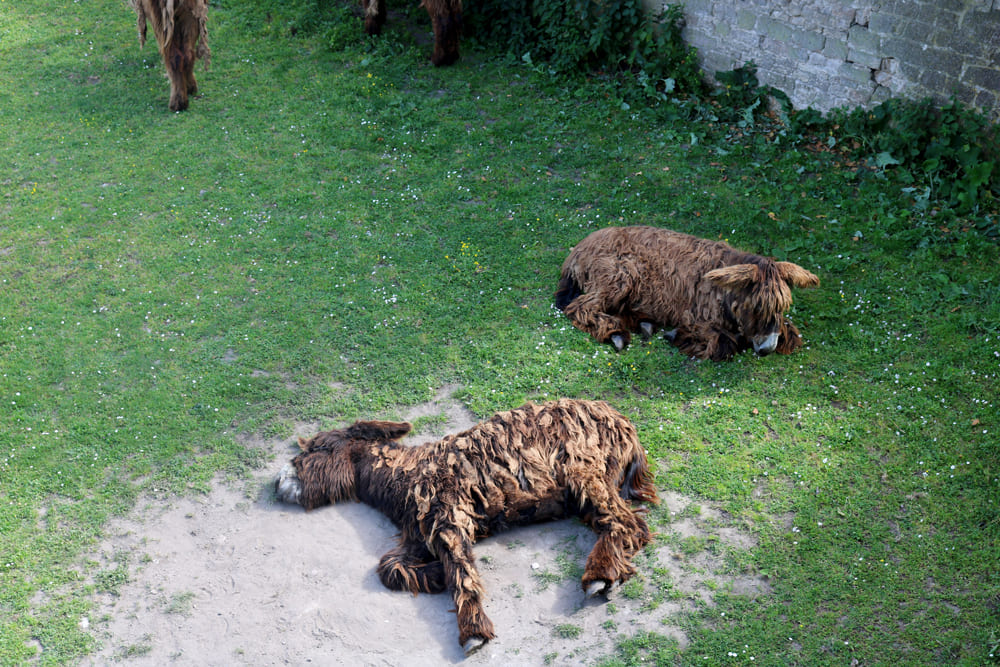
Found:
2,0 -> 998,665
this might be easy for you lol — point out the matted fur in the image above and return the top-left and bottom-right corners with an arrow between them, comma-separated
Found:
274,399 -> 658,655
360,0 -> 462,66
130,0 -> 210,111
555,226 -> 820,361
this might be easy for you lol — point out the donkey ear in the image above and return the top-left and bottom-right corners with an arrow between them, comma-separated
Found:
297,436 -> 309,452
705,264 -> 759,290
776,261 -> 820,288
346,420 -> 412,442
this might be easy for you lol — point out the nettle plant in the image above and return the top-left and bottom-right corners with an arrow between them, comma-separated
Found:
828,97 -> 1000,215
465,0 -> 703,95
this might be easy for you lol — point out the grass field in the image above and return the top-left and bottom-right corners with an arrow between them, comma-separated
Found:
1,0 -> 998,664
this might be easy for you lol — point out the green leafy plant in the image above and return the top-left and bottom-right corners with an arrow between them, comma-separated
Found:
711,60 -> 793,131
827,97 -> 999,213
466,0 -> 703,96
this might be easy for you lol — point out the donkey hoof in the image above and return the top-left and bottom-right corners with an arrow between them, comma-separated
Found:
274,463 -> 302,505
663,328 -> 678,342
610,334 -> 626,351
463,636 -> 488,656
640,321 -> 655,338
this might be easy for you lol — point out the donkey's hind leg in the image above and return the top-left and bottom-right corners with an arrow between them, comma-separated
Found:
377,539 -> 446,594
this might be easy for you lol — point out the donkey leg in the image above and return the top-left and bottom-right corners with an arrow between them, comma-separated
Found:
361,0 -> 387,35
162,35 -> 190,111
563,292 -> 632,350
669,325 -> 723,360
185,68 -> 198,96
183,40 -> 199,96
433,528 -> 495,655
166,68 -> 188,111
377,540 -> 446,594
568,466 -> 652,596
427,0 -> 462,66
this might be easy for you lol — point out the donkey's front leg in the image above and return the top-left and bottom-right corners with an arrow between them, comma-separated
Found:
434,528 -> 495,655
567,466 -> 653,597
563,291 -> 633,351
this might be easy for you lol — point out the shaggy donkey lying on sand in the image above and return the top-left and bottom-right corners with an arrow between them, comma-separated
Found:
130,0 -> 210,111
555,226 -> 820,361
275,399 -> 658,655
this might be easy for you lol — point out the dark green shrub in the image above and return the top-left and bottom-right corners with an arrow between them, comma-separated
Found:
829,97 -> 999,214
710,61 -> 792,129
465,0 -> 703,95
713,61 -> 761,112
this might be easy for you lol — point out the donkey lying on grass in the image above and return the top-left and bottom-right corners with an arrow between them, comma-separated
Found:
555,226 -> 820,360
275,398 -> 658,655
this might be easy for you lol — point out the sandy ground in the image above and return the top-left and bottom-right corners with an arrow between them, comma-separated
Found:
82,388 -> 769,666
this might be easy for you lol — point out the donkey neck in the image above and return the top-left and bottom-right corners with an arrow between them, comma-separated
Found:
353,440 -> 422,526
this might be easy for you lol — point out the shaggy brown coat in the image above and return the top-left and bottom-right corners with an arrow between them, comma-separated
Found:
555,226 -> 820,361
130,0 -> 210,111
361,0 -> 462,66
274,399 -> 657,655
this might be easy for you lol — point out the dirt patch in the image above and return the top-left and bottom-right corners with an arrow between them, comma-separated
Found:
82,388 -> 769,665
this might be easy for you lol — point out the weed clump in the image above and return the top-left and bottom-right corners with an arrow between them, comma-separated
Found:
465,0 -> 703,96
802,97 -> 1000,216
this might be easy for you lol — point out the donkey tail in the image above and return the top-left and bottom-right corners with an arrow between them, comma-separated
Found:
620,452 -> 659,505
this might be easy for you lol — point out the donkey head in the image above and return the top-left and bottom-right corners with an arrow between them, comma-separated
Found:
275,420 -> 412,510
705,260 -> 819,355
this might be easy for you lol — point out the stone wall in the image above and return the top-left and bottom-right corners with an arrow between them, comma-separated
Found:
648,0 -> 1000,121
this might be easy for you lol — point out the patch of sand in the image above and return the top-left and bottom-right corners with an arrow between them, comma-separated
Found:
82,389 -> 769,665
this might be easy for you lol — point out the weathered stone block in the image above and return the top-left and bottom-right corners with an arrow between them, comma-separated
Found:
847,48 -> 883,69
873,69 -> 893,86
736,9 -> 757,30
870,85 -> 894,104
917,67 -> 951,92
848,24 -> 882,55
900,19 -> 936,44
714,3 -> 739,24
908,1 -> 949,26
839,61 -> 875,85
805,51 -> 845,77
822,37 -> 849,61
790,26 -> 826,51
759,15 -> 793,44
951,86 -> 977,106
965,65 -> 1000,91
970,20 -> 1000,46
936,33 -> 978,58
677,0 -> 713,14
867,13 -> 901,36
826,5 -> 860,30
854,6 -> 873,27
973,90 -> 1000,122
